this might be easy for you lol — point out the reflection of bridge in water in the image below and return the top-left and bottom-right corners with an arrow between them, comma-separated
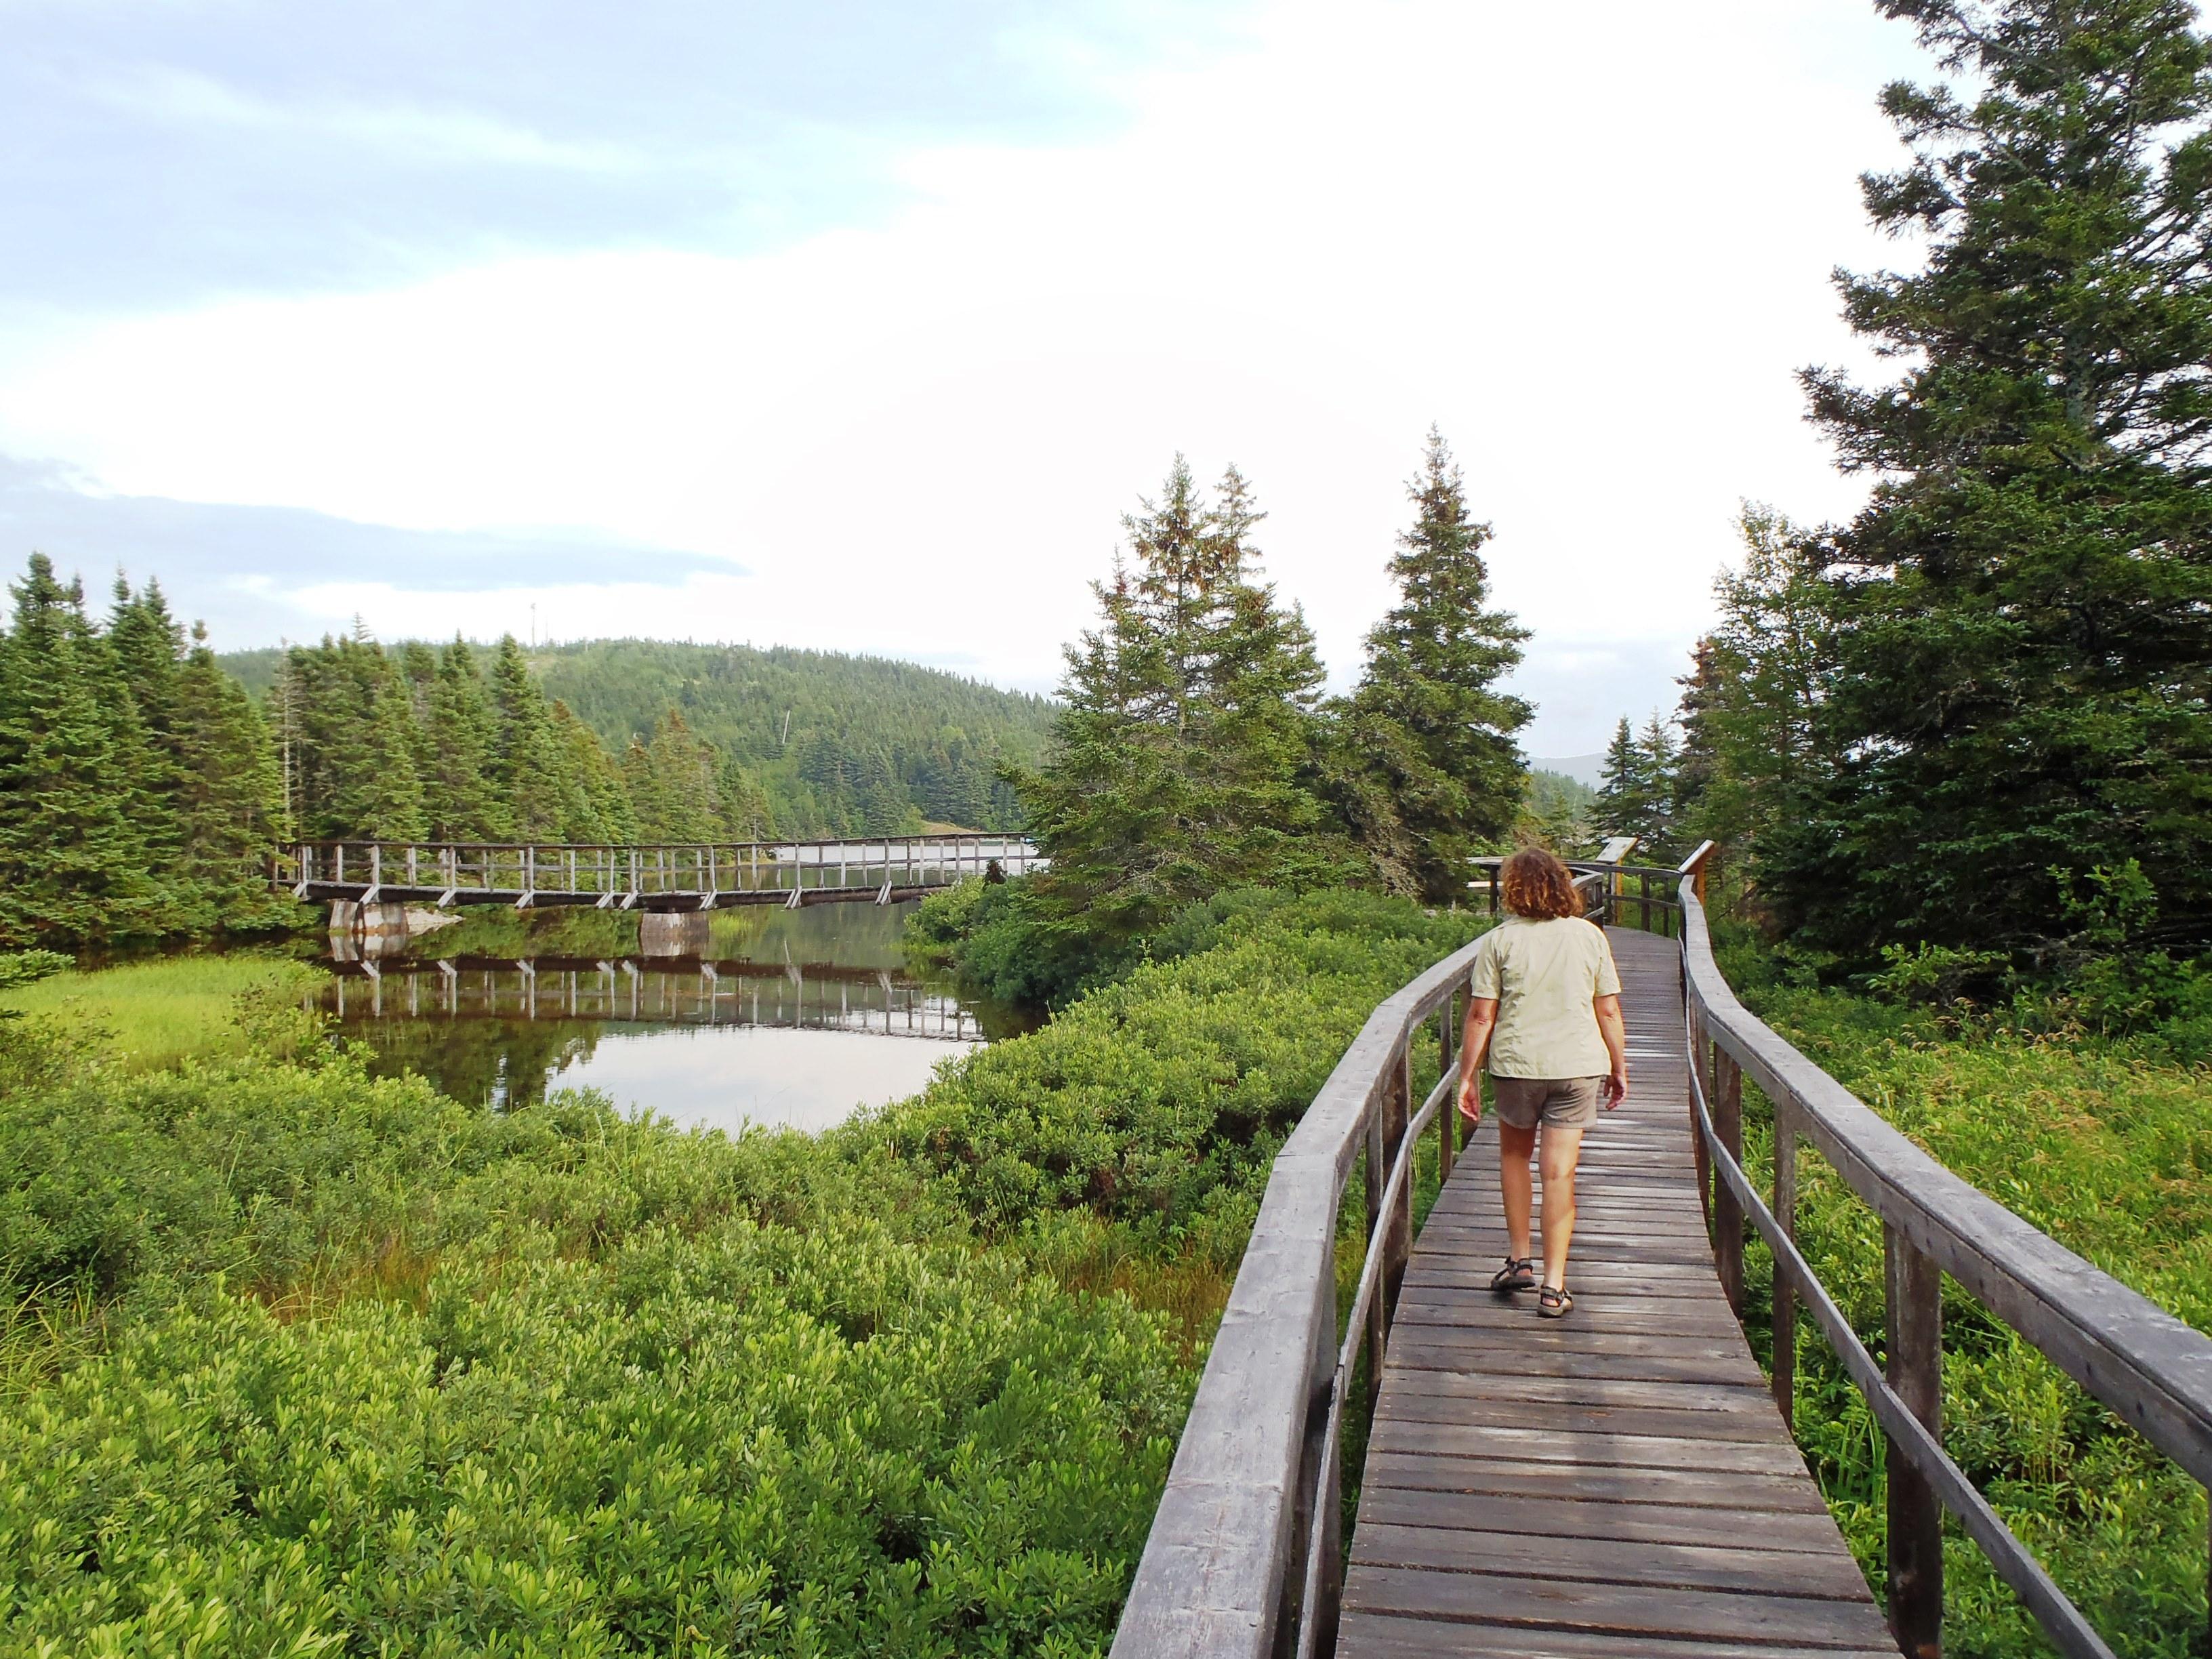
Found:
327,955 -> 983,1042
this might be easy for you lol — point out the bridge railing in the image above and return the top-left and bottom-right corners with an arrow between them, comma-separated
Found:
1673,847 -> 2212,1659
1115,846 -> 2212,1658
1109,869 -> 1607,1659
275,834 -> 1039,907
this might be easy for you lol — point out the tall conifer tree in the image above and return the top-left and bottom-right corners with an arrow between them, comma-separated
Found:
0,557 -> 165,945
1334,430 -> 1531,897
173,626 -> 287,927
489,635 -> 569,840
422,639 -> 506,840
1771,0 -> 2212,956
1020,459 -> 1347,937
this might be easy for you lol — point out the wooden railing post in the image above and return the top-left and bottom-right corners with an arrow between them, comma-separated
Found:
1437,997 -> 1456,1186
1885,1225 -> 1944,1659
1384,1047 -> 1412,1320
1772,1094 -> 1799,1430
1361,1045 -> 1414,1415
1293,1304 -> 1342,1659
1688,1004 -> 1714,1231
1362,1102 -> 1387,1416
1713,1046 -> 1745,1317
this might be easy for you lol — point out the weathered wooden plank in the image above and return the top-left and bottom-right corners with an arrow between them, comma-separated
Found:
1365,1418 -> 1810,1478
1374,1368 -> 1775,1416
1372,1391 -> 1805,1446
1390,1302 -> 1746,1340
1356,1450 -> 1837,1515
1347,1520 -> 1877,1601
1353,1481 -> 1845,1545
1338,1609 -> 1898,1659
1342,1563 -> 1898,1649
1369,1324 -> 1752,1362
1382,1341 -> 1769,1387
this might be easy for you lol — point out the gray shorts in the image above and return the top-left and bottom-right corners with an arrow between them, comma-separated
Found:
1491,1075 -> 1604,1130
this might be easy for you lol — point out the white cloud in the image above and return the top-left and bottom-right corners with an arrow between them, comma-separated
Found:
0,0 -> 1924,749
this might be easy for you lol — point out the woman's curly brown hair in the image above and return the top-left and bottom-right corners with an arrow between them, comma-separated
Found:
1500,847 -> 1582,920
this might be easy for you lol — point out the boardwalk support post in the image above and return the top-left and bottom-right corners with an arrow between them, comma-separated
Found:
1712,1046 -> 1745,1317
1885,1224 -> 1945,1659
1436,996 -> 1456,1186
1383,1049 -> 1412,1322
1773,1094 -> 1799,1429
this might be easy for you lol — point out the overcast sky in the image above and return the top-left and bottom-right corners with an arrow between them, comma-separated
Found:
0,1 -> 1929,753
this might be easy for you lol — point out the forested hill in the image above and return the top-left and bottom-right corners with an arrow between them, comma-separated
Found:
222,638 -> 1056,836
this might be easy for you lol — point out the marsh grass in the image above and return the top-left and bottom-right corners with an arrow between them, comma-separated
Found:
0,954 -> 325,1071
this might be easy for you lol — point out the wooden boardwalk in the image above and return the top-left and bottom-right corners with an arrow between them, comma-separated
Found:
1338,925 -> 1900,1658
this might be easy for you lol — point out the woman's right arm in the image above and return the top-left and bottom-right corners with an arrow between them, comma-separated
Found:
1456,996 -> 1498,1123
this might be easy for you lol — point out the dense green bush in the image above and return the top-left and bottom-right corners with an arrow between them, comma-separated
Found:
906,877 -> 1143,1010
866,888 -> 1481,1257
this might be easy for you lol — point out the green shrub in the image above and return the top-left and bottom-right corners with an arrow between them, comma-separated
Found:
909,877 -> 1144,1010
0,884 -> 1483,1653
857,888 -> 1481,1254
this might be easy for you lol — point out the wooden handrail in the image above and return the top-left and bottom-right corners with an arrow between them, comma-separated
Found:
1115,844 -> 2211,1658
1678,860 -> 2212,1658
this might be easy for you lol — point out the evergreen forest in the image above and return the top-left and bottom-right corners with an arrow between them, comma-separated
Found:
227,637 -> 1050,843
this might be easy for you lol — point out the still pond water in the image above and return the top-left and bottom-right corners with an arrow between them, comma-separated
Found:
322,901 -> 1017,1134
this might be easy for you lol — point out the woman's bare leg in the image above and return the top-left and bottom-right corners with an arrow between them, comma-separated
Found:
1538,1124 -> 1587,1291
1498,1122 -> 1538,1262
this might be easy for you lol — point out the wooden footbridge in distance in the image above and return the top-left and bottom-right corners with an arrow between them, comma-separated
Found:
1113,851 -> 2212,1659
276,834 -> 1040,912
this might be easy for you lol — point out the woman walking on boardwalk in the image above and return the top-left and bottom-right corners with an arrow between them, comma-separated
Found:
1453,846 -> 1629,1319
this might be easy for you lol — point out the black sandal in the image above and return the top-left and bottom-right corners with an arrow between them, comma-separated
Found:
1490,1256 -> 1536,1294
1537,1284 -> 1573,1319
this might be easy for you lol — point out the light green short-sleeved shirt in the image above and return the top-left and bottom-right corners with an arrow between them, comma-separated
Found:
1469,915 -> 1622,1080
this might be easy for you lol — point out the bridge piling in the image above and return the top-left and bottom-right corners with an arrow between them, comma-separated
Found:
1885,1226 -> 1946,1659
1774,1095 -> 1801,1429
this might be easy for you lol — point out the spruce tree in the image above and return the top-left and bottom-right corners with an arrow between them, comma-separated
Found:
717,760 -> 777,841
1770,0 -> 2212,957
354,651 -> 430,841
1182,468 -> 1343,888
1673,506 -> 1839,866
1591,718 -> 1648,846
1019,459 -> 1349,938
0,556 -> 165,945
1631,713 -> 1681,856
173,626 -> 288,928
1335,430 -> 1532,899
626,710 -> 722,842
489,635 -> 568,840
549,699 -> 634,842
422,639 -> 506,840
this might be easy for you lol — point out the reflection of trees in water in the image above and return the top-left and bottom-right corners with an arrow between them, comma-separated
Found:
320,899 -> 1023,1108
341,1016 -> 606,1109
382,899 -> 926,972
